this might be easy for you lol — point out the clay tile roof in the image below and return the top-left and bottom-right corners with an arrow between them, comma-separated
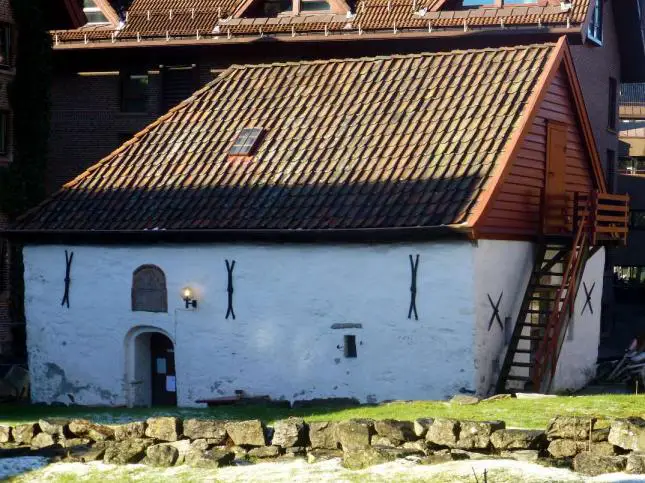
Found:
51,0 -> 590,45
17,44 -> 556,232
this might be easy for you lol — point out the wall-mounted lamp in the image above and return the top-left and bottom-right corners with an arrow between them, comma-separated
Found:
181,286 -> 198,309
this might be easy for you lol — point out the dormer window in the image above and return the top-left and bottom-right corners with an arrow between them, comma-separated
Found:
83,0 -> 109,24
229,128 -> 264,157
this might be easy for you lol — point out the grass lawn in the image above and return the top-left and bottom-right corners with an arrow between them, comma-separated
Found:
2,394 -> 645,429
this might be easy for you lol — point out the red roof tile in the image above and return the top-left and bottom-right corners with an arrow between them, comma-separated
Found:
17,43 -> 556,232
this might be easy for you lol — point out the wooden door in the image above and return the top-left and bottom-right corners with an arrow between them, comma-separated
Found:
543,122 -> 569,234
150,333 -> 177,406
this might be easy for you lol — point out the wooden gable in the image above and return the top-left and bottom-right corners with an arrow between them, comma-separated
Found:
474,59 -> 602,239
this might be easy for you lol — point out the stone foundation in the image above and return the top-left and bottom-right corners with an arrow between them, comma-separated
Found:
1,415 -> 645,476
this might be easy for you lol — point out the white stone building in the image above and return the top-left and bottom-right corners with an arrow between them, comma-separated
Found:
7,42 -> 628,406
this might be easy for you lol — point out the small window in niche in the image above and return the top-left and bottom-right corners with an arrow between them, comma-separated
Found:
344,335 -> 357,358
132,265 -> 168,313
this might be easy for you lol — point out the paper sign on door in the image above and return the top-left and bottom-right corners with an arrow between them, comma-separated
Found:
166,375 -> 176,392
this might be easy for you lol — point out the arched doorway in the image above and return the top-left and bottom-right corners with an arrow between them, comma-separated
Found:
125,327 -> 177,407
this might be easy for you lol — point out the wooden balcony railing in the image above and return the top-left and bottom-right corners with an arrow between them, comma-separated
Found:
575,191 -> 630,246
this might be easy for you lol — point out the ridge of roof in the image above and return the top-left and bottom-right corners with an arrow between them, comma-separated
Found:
15,42 -> 559,234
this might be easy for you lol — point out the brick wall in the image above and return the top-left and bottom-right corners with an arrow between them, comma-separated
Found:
570,0 -> 621,182
48,70 -> 162,192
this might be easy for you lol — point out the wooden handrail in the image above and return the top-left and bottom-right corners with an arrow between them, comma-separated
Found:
532,189 -> 629,391
532,194 -> 591,391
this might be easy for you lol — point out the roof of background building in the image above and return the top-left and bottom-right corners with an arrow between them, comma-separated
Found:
51,0 -> 587,46
16,43 -> 558,233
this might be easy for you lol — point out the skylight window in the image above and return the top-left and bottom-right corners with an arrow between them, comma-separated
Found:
229,128 -> 264,156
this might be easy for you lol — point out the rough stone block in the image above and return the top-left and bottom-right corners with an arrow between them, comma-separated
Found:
224,420 -> 266,447
13,423 -> 38,445
272,418 -> 306,448
186,447 -> 235,468
0,425 -> 11,443
342,446 -> 416,470
249,445 -> 281,458
61,437 -> 91,448
374,419 -> 416,444
38,419 -> 69,437
626,453 -> 645,474
68,419 -> 114,442
402,440 -> 430,455
490,429 -> 546,450
183,419 -> 227,444
145,417 -> 182,442
609,418 -> 645,452
372,436 -> 396,447
308,421 -> 339,449
588,441 -> 619,457
104,438 -> 154,465
572,451 -> 626,476
547,416 -> 596,440
335,419 -> 373,451
145,443 -> 179,467
413,418 -> 433,438
426,419 -> 459,447
456,421 -> 504,450
31,432 -> 57,449
114,422 -> 146,441
547,439 -> 588,458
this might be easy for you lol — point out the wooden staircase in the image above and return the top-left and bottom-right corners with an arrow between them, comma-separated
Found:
495,242 -> 571,393
496,190 -> 629,394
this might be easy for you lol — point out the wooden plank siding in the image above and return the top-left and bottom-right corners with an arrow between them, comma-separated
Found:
477,66 -> 594,238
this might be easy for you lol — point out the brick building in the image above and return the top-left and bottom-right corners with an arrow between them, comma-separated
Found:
0,0 -> 85,363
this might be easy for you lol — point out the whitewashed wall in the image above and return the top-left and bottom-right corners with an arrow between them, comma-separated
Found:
24,242 -> 481,407
552,248 -> 605,392
473,240 -> 535,395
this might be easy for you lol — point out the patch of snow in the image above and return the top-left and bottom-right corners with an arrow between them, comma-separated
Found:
0,457 -> 48,480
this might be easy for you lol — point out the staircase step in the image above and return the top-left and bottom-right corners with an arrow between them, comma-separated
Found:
518,335 -> 544,341
526,309 -> 552,314
528,296 -> 556,301
506,375 -> 533,382
534,271 -> 564,277
514,349 -> 533,354
510,362 -> 533,368
517,323 -> 547,329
